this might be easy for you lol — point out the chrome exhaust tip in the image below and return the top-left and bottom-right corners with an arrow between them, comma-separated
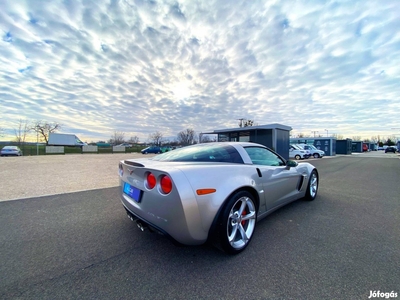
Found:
136,221 -> 146,232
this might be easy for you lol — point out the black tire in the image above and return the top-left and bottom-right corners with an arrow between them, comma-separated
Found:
313,153 -> 320,158
304,170 -> 318,201
214,191 -> 257,254
294,155 -> 301,160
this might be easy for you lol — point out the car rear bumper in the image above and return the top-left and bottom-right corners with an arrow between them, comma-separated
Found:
119,179 -> 208,245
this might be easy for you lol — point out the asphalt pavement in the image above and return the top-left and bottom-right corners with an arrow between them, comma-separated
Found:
0,152 -> 399,299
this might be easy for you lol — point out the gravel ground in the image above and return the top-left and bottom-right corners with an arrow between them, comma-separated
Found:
2,151 -> 397,202
0,153 -> 155,202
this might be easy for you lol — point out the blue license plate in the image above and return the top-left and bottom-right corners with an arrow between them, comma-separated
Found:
123,183 -> 142,203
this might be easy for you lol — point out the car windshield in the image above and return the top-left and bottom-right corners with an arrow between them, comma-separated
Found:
291,144 -> 302,150
152,144 -> 244,163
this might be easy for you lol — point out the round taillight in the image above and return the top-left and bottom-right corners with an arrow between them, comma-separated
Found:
160,175 -> 172,194
146,173 -> 156,189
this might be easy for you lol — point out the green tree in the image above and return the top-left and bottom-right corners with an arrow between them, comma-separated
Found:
385,138 -> 395,146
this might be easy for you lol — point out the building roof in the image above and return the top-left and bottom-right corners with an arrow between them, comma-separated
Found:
202,123 -> 292,134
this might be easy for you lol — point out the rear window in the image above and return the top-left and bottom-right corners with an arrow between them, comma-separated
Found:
152,144 -> 244,163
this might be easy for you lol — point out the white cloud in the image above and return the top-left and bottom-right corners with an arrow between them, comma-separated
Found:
1,0 -> 400,143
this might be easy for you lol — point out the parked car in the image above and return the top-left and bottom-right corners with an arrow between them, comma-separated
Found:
1,146 -> 23,156
296,144 -> 325,158
117,143 -> 133,147
141,146 -> 162,154
119,142 -> 319,254
289,144 -> 310,160
363,143 -> 369,152
161,146 -> 172,153
385,146 -> 396,153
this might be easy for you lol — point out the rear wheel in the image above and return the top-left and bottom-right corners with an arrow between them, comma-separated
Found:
215,191 -> 257,254
304,170 -> 318,201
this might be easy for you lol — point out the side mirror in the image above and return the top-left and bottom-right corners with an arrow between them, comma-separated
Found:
286,160 -> 298,168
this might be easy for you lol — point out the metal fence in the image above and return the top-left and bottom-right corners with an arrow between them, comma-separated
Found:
1,144 -> 143,156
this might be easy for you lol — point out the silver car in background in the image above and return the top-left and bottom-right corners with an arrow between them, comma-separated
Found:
289,144 -> 310,160
297,144 -> 325,158
1,146 -> 23,156
118,142 -> 319,254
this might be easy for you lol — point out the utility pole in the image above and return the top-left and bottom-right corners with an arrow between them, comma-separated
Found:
311,131 -> 319,137
325,129 -> 329,137
237,118 -> 245,128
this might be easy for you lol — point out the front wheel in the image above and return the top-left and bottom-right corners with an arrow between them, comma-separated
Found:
304,170 -> 318,201
294,154 -> 301,160
215,191 -> 257,254
313,153 -> 320,158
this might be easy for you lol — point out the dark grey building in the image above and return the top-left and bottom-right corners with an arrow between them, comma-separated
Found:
352,141 -> 363,153
201,123 -> 292,160
336,139 -> 352,155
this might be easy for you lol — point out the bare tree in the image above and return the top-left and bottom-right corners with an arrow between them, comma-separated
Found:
243,119 -> 254,127
331,134 -> 343,140
110,131 -> 125,145
128,136 -> 140,145
199,134 -> 216,143
177,128 -> 197,146
14,119 -> 31,145
148,131 -> 163,146
351,136 -> 361,141
31,120 -> 62,144
370,136 -> 379,143
238,119 -> 255,127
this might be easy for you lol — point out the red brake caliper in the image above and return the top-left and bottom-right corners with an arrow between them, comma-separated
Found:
241,209 -> 246,226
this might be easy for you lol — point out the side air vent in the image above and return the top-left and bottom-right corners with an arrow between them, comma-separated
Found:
297,175 -> 304,191
256,168 -> 262,178
124,161 -> 145,167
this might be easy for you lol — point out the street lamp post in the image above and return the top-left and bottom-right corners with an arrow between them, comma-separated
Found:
325,129 -> 329,137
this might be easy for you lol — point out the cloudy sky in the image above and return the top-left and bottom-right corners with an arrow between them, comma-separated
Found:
1,0 -> 400,143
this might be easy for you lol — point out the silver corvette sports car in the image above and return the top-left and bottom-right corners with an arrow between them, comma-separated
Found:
119,142 -> 319,254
